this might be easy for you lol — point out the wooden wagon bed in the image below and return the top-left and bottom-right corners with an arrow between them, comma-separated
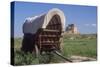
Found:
35,28 -> 62,52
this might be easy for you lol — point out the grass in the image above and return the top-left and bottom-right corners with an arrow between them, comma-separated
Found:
13,34 -> 97,65
14,50 -> 39,65
63,38 -> 97,58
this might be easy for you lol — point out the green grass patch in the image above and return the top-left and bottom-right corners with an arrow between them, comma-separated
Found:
63,34 -> 97,58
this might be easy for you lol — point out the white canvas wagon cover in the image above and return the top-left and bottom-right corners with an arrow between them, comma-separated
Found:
23,8 -> 66,34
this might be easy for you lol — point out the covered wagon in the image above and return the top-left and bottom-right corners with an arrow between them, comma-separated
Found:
21,8 -> 65,54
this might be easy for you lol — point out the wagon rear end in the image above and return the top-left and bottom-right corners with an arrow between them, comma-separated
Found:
35,28 -> 62,52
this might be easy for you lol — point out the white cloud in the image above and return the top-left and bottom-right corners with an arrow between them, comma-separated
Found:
91,24 -> 96,27
84,23 -> 96,27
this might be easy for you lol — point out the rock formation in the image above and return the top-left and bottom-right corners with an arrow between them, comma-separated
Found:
66,24 -> 79,34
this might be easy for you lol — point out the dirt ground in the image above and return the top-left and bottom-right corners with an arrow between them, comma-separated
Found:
65,55 -> 96,63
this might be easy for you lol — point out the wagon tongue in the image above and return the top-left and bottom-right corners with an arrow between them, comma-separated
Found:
53,50 -> 73,62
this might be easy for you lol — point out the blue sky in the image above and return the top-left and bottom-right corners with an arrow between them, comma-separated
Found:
13,1 -> 97,37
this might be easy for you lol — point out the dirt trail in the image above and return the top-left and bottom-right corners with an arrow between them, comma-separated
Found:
65,55 -> 96,63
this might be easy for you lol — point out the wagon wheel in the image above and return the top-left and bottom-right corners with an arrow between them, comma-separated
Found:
34,45 -> 39,58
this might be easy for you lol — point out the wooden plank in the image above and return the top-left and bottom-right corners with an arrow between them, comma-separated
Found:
40,35 -> 62,37
40,42 -> 60,45
47,23 -> 61,26
42,29 -> 60,32
41,41 -> 60,43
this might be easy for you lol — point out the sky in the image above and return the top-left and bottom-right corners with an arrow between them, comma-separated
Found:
12,1 -> 97,37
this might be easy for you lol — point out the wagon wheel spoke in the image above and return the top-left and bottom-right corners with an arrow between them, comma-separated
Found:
35,45 -> 39,58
